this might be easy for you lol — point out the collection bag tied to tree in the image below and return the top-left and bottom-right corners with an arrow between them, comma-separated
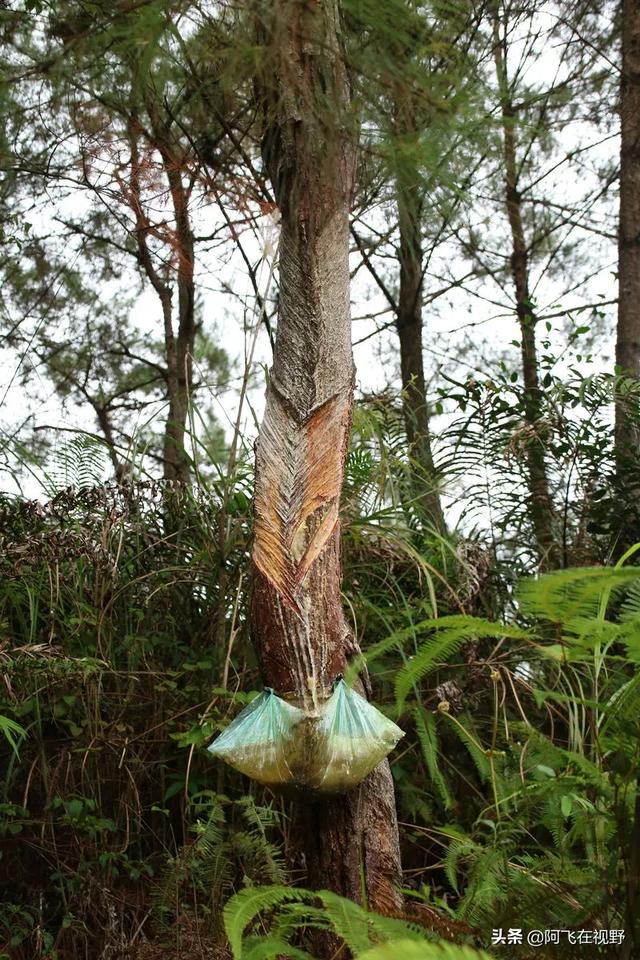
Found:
208,679 -> 403,793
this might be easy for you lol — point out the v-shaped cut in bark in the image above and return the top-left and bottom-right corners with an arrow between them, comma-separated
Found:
253,389 -> 350,613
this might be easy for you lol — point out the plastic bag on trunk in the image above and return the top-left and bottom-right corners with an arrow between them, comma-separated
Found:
310,679 -> 404,792
207,688 -> 304,787
208,679 -> 404,794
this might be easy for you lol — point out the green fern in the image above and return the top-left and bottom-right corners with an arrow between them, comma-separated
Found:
601,671 -> 640,738
413,707 -> 452,810
517,566 -> 640,623
359,939 -> 493,960
242,934 -> 314,960
224,885 -> 444,960
394,617 -> 531,708
319,889 -> 427,951
0,715 -> 27,757
43,434 -> 109,494
443,837 -> 480,894
443,712 -> 491,784
224,886 -> 313,959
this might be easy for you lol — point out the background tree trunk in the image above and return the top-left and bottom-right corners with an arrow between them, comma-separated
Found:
615,0 -> 640,542
491,5 -> 561,570
154,118 -> 196,485
252,0 -> 404,918
396,181 -> 446,534
129,110 -> 195,484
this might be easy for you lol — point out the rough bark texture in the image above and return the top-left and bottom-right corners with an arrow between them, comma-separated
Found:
396,182 -> 446,533
615,0 -> 640,534
252,0 -> 403,919
492,8 -> 561,570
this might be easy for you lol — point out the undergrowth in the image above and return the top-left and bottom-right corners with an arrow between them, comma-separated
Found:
0,403 -> 636,959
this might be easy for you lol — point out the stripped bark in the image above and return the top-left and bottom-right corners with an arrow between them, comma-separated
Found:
396,180 -> 446,533
615,0 -> 640,522
252,0 -> 403,918
491,6 -> 562,570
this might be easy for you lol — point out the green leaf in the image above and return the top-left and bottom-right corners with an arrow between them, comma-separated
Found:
518,567 -> 640,623
224,886 -> 313,959
0,715 -> 27,757
359,941 -> 493,960
395,617 -> 530,708
413,708 -> 452,810
243,935 -> 313,960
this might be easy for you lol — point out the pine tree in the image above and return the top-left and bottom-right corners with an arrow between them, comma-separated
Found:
250,0 -> 404,920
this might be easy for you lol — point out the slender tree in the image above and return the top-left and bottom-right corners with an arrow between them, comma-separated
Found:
490,1 -> 562,569
395,147 -> 447,533
615,0 -> 640,525
348,0 -> 482,535
251,0 -> 403,916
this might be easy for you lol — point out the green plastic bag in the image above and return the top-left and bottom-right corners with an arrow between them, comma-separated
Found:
309,679 -> 404,792
208,688 -> 304,787
208,680 -> 404,794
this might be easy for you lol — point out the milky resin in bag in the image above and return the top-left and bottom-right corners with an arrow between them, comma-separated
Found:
208,680 -> 404,794
207,688 -> 304,787
309,679 -> 404,792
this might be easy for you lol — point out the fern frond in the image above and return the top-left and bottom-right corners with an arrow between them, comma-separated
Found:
43,434 -> 109,493
315,891 -> 381,955
619,580 -> 640,623
413,707 -> 452,810
602,671 -> 640,736
0,715 -> 27,757
395,617 -> 530,708
517,567 -> 640,623
444,713 -> 490,783
317,890 -> 426,952
270,902 -> 333,940
242,934 -> 314,960
224,886 -> 313,959
443,837 -> 480,893
459,847 -> 510,924
359,939 -> 493,960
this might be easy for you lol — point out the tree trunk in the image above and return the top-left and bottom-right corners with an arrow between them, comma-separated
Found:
615,0 -> 640,537
396,181 -> 446,533
161,186 -> 195,485
156,125 -> 196,485
252,0 -> 403,919
94,403 -> 127,481
491,6 -> 561,570
129,111 -> 194,484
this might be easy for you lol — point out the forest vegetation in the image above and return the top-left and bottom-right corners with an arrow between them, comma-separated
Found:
0,1 -> 638,959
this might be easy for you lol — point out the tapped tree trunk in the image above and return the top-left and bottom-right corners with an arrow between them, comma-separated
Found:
396,181 -> 446,534
491,6 -> 561,570
252,0 -> 403,919
615,0 -> 640,538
